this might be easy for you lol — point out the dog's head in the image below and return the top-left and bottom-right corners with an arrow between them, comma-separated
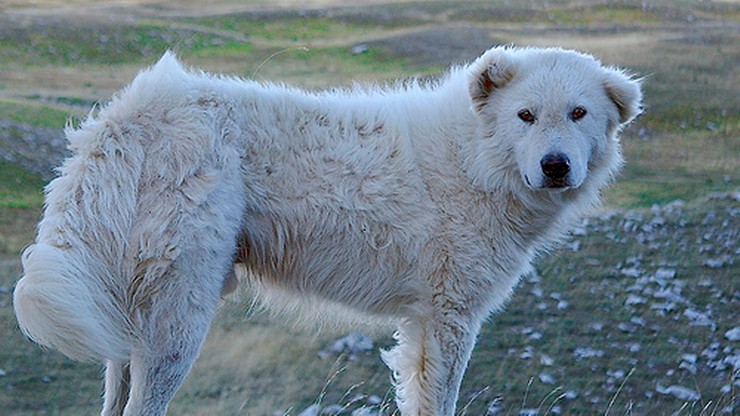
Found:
467,47 -> 642,193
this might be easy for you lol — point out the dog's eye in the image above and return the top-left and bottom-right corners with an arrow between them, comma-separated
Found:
571,106 -> 587,121
518,109 -> 535,123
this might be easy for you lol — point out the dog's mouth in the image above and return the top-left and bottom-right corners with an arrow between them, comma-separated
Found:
543,178 -> 571,189
523,174 -> 574,191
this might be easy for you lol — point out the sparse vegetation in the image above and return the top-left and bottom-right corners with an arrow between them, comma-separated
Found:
0,1 -> 737,415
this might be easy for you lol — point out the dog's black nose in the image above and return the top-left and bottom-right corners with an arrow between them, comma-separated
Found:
540,153 -> 571,180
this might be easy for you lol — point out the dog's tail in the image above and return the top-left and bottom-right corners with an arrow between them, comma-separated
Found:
13,243 -> 130,362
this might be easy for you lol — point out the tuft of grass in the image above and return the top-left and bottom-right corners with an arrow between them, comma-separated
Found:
187,15 -> 381,43
0,22 -> 249,67
607,129 -> 739,207
546,4 -> 665,26
0,101 -> 70,128
0,161 -> 45,210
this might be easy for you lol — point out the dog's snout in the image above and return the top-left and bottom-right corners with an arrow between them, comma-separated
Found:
540,153 -> 571,180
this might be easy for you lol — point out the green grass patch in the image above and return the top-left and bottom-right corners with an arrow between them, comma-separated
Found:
0,161 -> 45,209
607,129 -> 739,207
187,15 -> 381,43
0,22 -> 249,66
0,101 -> 70,128
546,4 -> 664,26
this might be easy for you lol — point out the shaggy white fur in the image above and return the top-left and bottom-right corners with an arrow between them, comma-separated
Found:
13,46 -> 641,416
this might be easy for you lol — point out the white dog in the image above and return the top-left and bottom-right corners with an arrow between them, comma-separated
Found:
14,46 -> 641,415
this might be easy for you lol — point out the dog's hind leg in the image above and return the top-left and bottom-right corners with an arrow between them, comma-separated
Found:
102,360 -> 131,416
120,260 -> 226,416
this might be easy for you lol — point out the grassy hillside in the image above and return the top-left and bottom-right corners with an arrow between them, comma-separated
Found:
0,1 -> 737,415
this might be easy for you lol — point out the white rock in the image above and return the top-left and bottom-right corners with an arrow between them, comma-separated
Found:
539,372 -> 556,384
366,395 -> 382,406
486,398 -> 503,415
630,316 -> 646,327
723,354 -> 740,371
540,354 -> 554,366
322,404 -> 345,415
654,268 -> 677,280
725,327 -> 740,341
297,404 -> 320,416
573,347 -> 605,359
704,258 -> 725,268
620,267 -> 642,278
330,333 -> 374,354
351,44 -> 369,55
352,407 -> 380,416
625,294 -> 647,306
607,369 -> 625,379
683,308 -> 716,329
679,361 -> 697,374
655,383 -> 700,401
681,353 -> 697,364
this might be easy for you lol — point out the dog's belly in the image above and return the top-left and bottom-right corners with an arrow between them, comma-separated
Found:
235,209 -> 426,316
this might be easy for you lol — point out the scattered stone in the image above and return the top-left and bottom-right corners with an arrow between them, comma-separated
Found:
723,354 -> 740,371
0,368 -> 6,377
620,267 -> 642,278
563,390 -> 578,399
607,369 -> 625,379
654,268 -> 677,280
573,347 -> 605,360
539,372 -> 556,384
683,308 -> 716,330
351,407 -> 380,416
520,345 -> 535,360
297,404 -> 320,416
625,294 -> 647,306
679,354 -> 698,374
630,316 -> 646,327
351,44 -> 369,55
618,322 -> 637,333
540,354 -> 554,366
486,398 -> 503,415
704,258 -> 726,268
590,323 -> 604,332
725,327 -> 740,341
322,404 -> 345,415
366,396 -> 382,406
321,333 -> 375,360
655,383 -> 700,401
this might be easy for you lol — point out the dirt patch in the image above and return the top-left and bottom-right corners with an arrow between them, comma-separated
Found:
368,25 -> 502,69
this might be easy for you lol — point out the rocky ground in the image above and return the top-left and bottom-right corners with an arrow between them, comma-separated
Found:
278,193 -> 739,415
0,120 -> 67,181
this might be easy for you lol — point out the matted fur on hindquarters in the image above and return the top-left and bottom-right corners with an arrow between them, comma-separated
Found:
14,244 -> 131,362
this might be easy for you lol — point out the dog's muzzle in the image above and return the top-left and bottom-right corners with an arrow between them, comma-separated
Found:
540,152 -> 571,188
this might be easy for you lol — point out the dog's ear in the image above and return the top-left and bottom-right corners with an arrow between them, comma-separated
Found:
469,48 -> 516,113
603,69 -> 643,125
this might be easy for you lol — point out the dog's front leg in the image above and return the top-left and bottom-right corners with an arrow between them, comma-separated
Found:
383,306 -> 483,416
102,360 -> 131,416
